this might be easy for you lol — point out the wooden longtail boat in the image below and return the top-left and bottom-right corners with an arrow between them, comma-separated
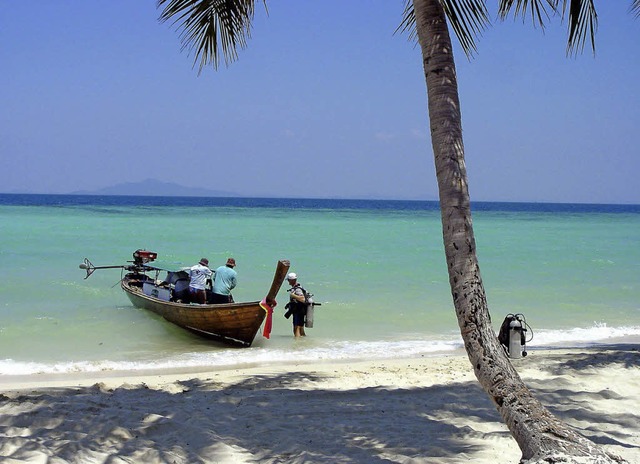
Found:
80,250 -> 290,347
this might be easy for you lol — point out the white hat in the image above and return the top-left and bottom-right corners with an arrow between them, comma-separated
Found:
287,272 -> 297,280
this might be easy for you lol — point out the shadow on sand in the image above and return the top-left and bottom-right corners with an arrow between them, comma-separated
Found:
1,345 -> 638,463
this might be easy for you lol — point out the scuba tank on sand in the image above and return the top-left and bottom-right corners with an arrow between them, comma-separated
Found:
498,313 -> 533,359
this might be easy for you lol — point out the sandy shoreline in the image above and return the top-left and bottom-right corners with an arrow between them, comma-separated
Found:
1,345 -> 638,463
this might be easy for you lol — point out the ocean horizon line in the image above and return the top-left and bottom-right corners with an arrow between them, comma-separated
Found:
1,192 -> 639,211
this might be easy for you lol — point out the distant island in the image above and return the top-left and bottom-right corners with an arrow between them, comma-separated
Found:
70,179 -> 240,198
1,178 -> 434,201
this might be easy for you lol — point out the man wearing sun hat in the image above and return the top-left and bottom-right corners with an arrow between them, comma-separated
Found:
189,258 -> 213,304
211,257 -> 238,304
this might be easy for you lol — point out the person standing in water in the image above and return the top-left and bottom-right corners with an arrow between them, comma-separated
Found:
286,272 -> 307,337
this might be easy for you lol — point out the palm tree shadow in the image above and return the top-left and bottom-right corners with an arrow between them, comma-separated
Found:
556,344 -> 639,370
528,344 -> 639,371
1,373 -> 506,463
524,344 -> 640,450
2,352 -> 639,463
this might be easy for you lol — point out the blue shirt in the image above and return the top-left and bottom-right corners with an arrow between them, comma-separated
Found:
212,265 -> 237,295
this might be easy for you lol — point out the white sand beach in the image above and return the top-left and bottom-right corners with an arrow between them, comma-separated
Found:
1,345 -> 638,463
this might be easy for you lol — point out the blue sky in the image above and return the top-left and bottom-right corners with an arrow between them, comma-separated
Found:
1,1 -> 638,203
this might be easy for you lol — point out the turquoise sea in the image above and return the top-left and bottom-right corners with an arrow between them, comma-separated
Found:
1,194 -> 639,376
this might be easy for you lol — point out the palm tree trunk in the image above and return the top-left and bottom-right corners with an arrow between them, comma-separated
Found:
411,0 -> 621,462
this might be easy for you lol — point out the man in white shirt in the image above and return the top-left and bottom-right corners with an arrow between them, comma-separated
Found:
189,258 -> 212,304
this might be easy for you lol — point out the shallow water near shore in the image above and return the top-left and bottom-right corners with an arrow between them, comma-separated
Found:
1,194 -> 639,375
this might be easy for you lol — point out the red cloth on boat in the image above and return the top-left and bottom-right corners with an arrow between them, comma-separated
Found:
260,298 -> 276,339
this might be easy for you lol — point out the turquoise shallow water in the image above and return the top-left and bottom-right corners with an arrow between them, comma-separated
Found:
1,195 -> 639,375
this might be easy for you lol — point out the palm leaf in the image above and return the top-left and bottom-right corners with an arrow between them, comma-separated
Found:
442,0 -> 491,55
498,1 -> 600,56
398,0 -> 490,57
157,0 -> 262,73
497,0 -> 557,28
562,0 -> 597,55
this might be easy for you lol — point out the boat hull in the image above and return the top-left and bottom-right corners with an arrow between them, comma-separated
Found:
122,278 -> 266,347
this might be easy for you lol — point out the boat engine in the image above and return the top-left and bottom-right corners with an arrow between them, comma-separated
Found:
132,249 -> 158,265
498,313 -> 530,359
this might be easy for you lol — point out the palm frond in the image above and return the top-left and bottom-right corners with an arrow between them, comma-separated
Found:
396,1 -> 417,43
632,0 -> 640,17
498,0 -> 598,56
157,0 -> 262,73
562,0 -> 597,55
397,0 -> 490,58
497,0 -> 557,28
441,0 -> 491,56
